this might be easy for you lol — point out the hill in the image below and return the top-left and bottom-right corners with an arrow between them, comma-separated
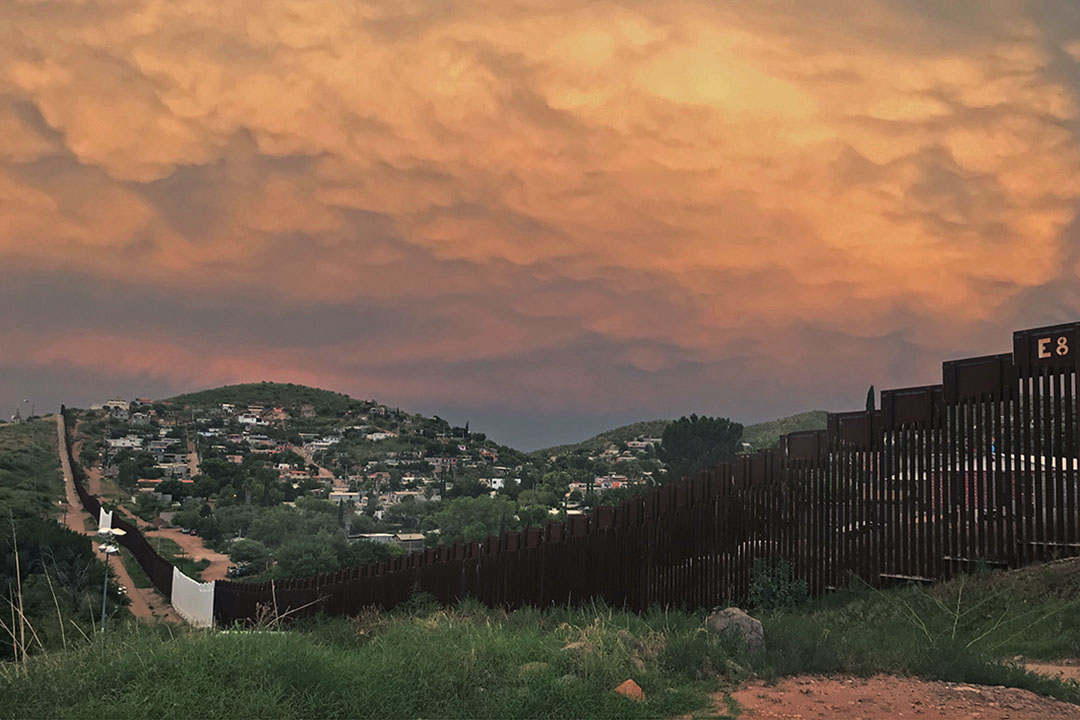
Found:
165,382 -> 365,416
534,411 -> 830,458
739,410 -> 828,451
533,419 -> 672,457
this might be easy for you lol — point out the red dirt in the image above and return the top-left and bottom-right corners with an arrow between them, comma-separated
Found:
55,416 -> 180,624
727,675 -> 1080,720
145,527 -> 232,582
1025,660 -> 1080,684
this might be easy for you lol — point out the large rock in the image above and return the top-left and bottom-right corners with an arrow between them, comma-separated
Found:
614,679 -> 645,702
706,607 -> 765,654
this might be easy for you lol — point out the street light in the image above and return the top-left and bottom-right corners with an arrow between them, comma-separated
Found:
96,527 -> 126,631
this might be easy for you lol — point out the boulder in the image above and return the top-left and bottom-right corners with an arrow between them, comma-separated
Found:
614,679 -> 645,702
706,607 -> 765,654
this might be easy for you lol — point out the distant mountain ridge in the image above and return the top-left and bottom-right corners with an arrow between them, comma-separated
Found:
534,410 -> 829,457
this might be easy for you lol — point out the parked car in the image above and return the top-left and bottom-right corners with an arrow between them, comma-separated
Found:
226,563 -> 255,578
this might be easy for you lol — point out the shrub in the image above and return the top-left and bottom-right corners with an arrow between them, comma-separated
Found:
748,558 -> 808,612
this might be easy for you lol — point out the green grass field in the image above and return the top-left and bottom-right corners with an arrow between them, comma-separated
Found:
4,558 -> 1080,718
0,419 -> 64,520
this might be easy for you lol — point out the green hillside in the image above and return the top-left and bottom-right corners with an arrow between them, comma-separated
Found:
165,382 -> 364,415
740,410 -> 828,451
535,411 -> 830,458
534,419 -> 672,457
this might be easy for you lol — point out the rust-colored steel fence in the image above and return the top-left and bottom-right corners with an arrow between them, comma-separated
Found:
63,321 -> 1080,627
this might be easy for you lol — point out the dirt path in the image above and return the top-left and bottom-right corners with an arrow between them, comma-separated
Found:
727,674 -> 1080,719
55,416 -> 180,624
1026,660 -> 1080,683
146,527 -> 233,582
298,445 -> 341,487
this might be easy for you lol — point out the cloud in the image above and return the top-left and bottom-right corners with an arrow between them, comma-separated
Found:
1,0 -> 1079,447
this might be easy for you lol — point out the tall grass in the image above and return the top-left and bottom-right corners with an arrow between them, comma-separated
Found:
0,602 -> 747,719
755,559 -> 1080,703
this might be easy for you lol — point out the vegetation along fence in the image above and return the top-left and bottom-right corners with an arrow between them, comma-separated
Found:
63,321 -> 1080,626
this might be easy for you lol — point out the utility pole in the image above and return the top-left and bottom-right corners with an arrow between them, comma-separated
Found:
96,527 -> 125,631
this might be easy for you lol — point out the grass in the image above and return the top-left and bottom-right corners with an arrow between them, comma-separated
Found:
0,602 -> 743,719
5,556 -> 1080,717
117,548 -> 152,589
752,559 -> 1080,704
144,536 -> 209,580
0,419 -> 64,520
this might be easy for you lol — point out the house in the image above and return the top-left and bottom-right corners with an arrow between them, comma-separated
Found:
107,436 -> 144,450
394,533 -> 425,552
349,532 -> 395,544
329,490 -> 364,503
155,463 -> 191,479
365,431 -> 397,442
226,454 -> 244,464
385,490 -> 424,505
104,397 -> 129,412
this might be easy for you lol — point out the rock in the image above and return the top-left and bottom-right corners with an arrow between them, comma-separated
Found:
519,662 -> 549,675
614,679 -> 645,702
706,607 -> 765,654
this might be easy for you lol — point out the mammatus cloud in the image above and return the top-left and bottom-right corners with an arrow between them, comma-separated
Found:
1,0 -> 1079,446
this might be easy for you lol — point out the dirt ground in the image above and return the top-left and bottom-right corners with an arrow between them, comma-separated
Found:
1025,659 -> 1080,683
727,674 -> 1080,719
145,526 -> 233,582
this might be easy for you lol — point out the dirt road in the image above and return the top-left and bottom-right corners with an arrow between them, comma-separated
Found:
727,674 -> 1080,719
146,527 -> 232,582
55,415 -> 180,624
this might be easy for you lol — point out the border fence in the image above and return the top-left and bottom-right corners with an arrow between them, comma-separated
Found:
64,321 -> 1080,626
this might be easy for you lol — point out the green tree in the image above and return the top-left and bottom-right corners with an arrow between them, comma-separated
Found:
658,414 -> 743,482
228,538 -> 270,567
429,496 -> 520,545
866,385 -> 876,412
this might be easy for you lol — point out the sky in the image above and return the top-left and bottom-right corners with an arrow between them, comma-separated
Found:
3,1 -> 1080,450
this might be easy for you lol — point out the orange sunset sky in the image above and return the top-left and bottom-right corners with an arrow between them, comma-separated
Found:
3,0 -> 1080,448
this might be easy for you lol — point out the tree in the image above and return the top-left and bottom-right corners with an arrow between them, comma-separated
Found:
866,385 -> 876,412
658,414 -> 743,482
228,538 -> 270,567
429,496 -> 520,545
